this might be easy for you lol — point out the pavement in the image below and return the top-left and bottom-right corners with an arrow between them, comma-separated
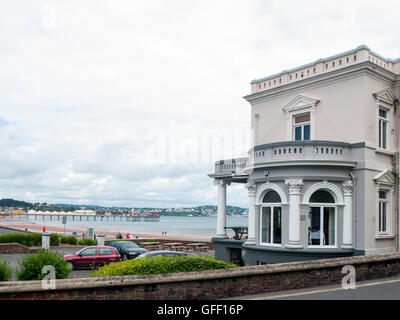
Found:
226,275 -> 400,300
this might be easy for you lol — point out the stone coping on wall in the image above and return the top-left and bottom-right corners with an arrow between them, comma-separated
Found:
1,251 -> 400,295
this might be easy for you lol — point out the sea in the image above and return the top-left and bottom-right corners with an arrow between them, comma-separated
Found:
2,215 -> 248,239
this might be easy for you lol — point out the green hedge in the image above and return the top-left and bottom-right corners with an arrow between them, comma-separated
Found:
16,249 -> 72,281
92,256 -> 236,277
60,236 -> 77,245
0,260 -> 13,281
0,233 -> 60,247
77,239 -> 97,246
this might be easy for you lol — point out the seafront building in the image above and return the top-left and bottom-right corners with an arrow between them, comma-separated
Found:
209,45 -> 400,265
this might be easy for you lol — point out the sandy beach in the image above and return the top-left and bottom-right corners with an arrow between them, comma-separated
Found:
0,222 -> 212,242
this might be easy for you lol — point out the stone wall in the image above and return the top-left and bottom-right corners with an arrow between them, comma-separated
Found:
1,252 -> 400,300
106,239 -> 215,250
0,243 -> 37,254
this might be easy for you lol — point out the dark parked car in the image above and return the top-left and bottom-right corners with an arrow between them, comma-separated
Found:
63,246 -> 120,269
135,250 -> 191,259
108,241 -> 148,260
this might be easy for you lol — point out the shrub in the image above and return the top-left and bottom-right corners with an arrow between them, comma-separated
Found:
0,260 -> 13,281
60,236 -> 77,245
0,233 -> 41,247
77,239 -> 97,246
92,256 -> 236,277
0,233 -> 60,247
16,249 -> 72,281
50,234 -> 60,246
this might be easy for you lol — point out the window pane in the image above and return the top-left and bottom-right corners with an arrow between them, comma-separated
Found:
273,207 -> 282,244
263,191 -> 281,203
379,109 -> 387,118
382,121 -> 387,149
309,190 -> 335,203
295,126 -> 302,140
262,207 -> 271,243
379,202 -> 387,232
379,191 -> 387,199
308,207 -> 321,245
99,249 -> 113,255
304,125 -> 310,140
323,207 -> 335,245
294,113 -> 310,124
379,120 -> 382,148
81,248 -> 97,256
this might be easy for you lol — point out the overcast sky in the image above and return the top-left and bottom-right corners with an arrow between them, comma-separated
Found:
0,0 -> 399,208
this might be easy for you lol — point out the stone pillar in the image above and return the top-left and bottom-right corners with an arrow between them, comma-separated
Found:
245,182 -> 257,245
342,180 -> 354,248
97,234 -> 105,246
285,179 -> 304,248
42,232 -> 50,250
214,180 -> 229,238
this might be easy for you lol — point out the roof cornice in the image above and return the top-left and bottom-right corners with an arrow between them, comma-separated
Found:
244,61 -> 397,105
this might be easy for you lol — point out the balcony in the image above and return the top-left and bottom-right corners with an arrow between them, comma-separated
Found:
210,141 -> 359,180
209,157 -> 249,183
250,140 -> 357,169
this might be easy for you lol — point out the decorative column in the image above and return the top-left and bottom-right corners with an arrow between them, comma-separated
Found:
214,180 -> 230,238
245,182 -> 257,245
342,181 -> 354,248
285,179 -> 304,248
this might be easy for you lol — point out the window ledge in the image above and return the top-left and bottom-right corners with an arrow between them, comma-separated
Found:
375,148 -> 395,156
375,234 -> 395,240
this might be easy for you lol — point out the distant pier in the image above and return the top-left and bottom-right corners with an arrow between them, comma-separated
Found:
1,214 -> 160,222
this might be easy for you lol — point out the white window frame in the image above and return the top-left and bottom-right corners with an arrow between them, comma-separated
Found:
376,185 -> 393,236
373,88 -> 396,153
283,95 -> 319,141
293,112 -> 311,141
378,107 -> 389,150
260,204 -> 282,247
308,204 -> 337,248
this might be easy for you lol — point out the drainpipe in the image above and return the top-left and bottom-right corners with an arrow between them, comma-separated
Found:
394,98 -> 399,252
349,171 -> 357,251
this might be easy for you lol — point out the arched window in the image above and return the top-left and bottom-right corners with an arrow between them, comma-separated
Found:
310,190 -> 335,203
261,190 -> 282,245
308,189 -> 336,247
263,191 -> 281,203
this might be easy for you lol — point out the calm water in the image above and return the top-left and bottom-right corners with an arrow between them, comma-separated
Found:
5,215 -> 248,239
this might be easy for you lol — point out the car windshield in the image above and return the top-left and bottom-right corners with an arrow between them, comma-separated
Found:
117,241 -> 139,249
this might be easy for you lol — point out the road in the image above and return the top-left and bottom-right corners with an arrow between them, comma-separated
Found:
227,275 -> 400,300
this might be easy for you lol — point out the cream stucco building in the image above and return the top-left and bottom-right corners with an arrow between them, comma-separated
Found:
209,45 -> 400,265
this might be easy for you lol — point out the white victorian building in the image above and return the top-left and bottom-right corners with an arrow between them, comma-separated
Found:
209,45 -> 400,265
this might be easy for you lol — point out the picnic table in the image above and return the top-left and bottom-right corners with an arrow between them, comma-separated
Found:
163,242 -> 183,251
139,242 -> 161,250
186,243 -> 208,251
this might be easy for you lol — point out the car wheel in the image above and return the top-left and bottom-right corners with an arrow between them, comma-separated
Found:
122,254 -> 128,261
67,262 -> 74,270
108,260 -> 116,265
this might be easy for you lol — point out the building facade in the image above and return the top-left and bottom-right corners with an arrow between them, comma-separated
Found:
209,45 -> 400,265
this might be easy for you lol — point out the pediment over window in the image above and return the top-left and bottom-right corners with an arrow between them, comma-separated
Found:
373,87 -> 397,106
283,95 -> 320,113
374,169 -> 396,186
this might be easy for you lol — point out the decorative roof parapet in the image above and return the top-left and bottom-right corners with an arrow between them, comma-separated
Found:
250,45 -> 400,94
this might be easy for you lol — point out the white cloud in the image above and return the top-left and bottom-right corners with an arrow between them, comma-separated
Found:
0,0 -> 399,207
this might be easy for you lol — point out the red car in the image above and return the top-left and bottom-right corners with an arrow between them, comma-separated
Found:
64,246 -> 120,269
